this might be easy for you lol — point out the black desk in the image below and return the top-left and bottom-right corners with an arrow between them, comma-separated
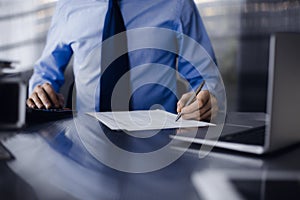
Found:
1,113 -> 300,200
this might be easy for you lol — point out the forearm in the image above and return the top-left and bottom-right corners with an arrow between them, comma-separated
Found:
29,71 -> 62,95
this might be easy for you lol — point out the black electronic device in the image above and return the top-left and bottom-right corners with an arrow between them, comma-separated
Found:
26,107 -> 75,124
0,78 -> 26,130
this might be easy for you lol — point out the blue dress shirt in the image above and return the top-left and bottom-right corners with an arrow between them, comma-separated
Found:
29,0 -> 217,113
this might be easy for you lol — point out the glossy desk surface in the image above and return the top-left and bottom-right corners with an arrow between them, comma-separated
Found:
1,112 -> 300,200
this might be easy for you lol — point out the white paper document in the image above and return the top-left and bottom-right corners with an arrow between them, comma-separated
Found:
86,110 -> 215,131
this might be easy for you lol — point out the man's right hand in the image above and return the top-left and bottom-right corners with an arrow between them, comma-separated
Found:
27,83 -> 64,109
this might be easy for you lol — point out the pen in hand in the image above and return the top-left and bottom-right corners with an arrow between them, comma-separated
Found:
175,80 -> 206,122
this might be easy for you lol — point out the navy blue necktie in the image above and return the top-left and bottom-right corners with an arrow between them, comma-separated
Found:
100,0 -> 131,111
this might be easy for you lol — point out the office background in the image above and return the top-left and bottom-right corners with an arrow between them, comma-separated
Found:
1,0 -> 300,111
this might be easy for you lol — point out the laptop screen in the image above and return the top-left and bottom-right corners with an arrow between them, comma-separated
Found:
265,33 -> 300,151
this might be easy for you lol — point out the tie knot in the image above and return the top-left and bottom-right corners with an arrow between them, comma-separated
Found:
110,0 -> 119,8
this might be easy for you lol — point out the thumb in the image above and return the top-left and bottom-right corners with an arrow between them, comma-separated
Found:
177,92 -> 192,113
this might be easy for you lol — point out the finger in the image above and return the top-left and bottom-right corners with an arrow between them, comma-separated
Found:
181,91 -> 211,115
199,98 -> 211,116
42,83 -> 60,108
57,93 -> 65,108
30,92 -> 44,109
202,95 -> 219,121
181,99 -> 212,121
34,85 -> 52,109
26,98 -> 36,108
177,92 -> 193,113
196,90 -> 210,108
209,95 -> 219,119
200,109 -> 212,121
211,108 -> 218,119
211,101 -> 219,119
182,101 -> 211,121
181,100 -> 200,115
198,92 -> 217,121
182,110 -> 201,121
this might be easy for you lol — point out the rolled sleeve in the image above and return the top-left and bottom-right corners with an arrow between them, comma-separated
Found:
176,0 -> 217,91
29,0 -> 73,94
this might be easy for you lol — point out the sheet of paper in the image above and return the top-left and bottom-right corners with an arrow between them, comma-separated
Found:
86,110 -> 215,131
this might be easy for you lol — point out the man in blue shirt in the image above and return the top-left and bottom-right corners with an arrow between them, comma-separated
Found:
27,0 -> 220,121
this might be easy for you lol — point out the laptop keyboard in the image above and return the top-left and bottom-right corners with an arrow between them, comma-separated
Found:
26,107 -> 74,124
219,127 -> 265,146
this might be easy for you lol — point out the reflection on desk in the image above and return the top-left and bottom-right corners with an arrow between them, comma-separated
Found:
1,112 -> 300,199
2,114 -> 198,200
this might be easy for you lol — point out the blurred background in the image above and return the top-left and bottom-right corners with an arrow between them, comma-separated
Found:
1,0 -> 300,112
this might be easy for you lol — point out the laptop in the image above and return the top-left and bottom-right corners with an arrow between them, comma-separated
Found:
173,32 -> 300,154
